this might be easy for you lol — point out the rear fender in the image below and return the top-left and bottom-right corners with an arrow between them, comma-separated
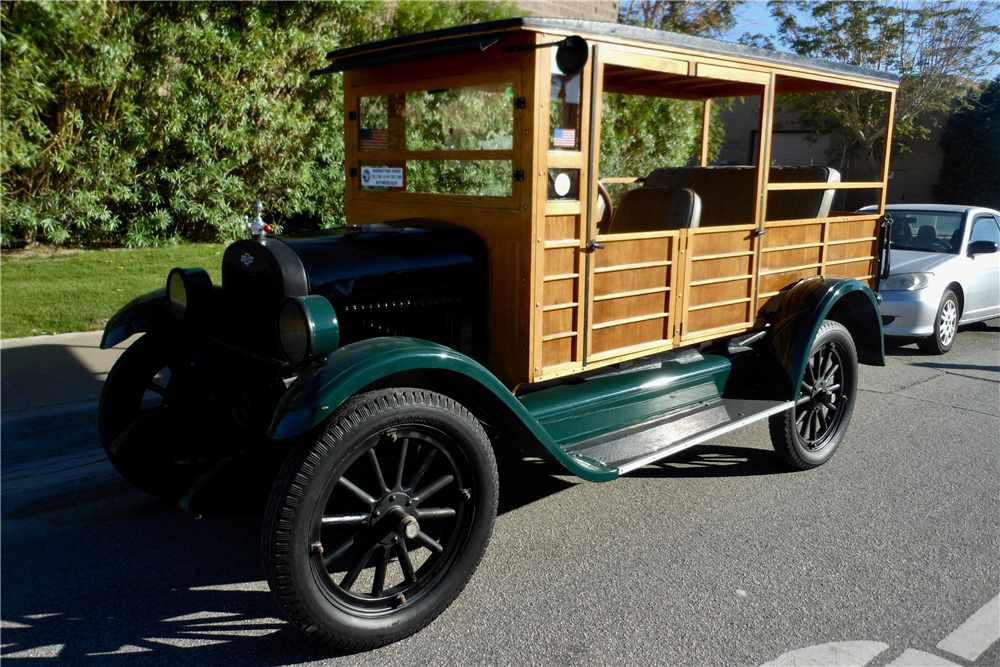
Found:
268,337 -> 618,482
768,277 -> 884,396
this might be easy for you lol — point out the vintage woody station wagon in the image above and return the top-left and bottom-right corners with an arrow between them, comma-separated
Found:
99,18 -> 899,650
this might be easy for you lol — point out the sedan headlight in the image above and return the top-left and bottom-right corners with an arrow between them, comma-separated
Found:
277,295 -> 340,365
166,268 -> 213,321
880,272 -> 933,291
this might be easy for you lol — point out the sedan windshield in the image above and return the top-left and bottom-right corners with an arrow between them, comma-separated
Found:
889,211 -> 965,254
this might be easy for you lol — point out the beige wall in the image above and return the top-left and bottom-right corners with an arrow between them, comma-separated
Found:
516,1 -> 619,22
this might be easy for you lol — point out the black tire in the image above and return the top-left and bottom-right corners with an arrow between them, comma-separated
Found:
98,334 -> 217,500
769,320 -> 858,470
262,388 -> 498,651
917,290 -> 959,355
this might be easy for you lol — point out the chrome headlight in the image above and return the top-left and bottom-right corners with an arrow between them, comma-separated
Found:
167,268 -> 213,321
880,273 -> 933,291
277,296 -> 340,365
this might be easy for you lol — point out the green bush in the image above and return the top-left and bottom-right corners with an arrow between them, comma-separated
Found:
1,1 -> 518,248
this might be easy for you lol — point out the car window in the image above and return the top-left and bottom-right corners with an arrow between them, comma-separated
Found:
889,210 -> 965,254
969,216 -> 1000,245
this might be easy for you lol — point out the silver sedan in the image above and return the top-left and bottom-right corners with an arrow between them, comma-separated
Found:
862,204 -> 1000,354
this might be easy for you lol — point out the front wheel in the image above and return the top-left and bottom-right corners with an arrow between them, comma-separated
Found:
917,290 -> 959,355
769,320 -> 858,470
98,334 -> 204,500
262,388 -> 498,651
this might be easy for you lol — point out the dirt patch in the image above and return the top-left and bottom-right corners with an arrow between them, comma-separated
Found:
0,244 -> 87,262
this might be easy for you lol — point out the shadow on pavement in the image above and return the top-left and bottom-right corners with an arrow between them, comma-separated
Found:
1,342 -> 108,412
884,319 -> 999,358
912,361 -> 1000,373
0,444 -> 581,665
625,444 -> 790,479
0,483 -> 335,666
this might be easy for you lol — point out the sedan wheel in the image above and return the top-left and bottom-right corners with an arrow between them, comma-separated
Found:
918,290 -> 959,355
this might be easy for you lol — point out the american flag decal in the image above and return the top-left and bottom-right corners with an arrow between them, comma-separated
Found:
360,128 -> 389,150
553,128 -> 576,148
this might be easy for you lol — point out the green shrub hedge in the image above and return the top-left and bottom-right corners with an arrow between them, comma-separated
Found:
1,1 -> 518,247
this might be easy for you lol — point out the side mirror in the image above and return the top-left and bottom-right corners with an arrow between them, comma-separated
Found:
555,36 -> 589,77
967,240 -> 999,256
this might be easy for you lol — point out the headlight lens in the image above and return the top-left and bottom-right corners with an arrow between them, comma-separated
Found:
166,268 -> 212,321
167,271 -> 188,319
880,272 -> 933,291
277,296 -> 339,365
278,300 -> 310,365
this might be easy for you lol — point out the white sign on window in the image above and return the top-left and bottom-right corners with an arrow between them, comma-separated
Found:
361,167 -> 404,188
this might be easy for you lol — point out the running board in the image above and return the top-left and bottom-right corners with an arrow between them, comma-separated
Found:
564,397 -> 794,474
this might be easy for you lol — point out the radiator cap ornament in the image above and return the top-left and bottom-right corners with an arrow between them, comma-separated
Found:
247,198 -> 272,238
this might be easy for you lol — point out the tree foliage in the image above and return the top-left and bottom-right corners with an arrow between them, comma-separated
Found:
748,1 -> 1000,175
934,77 -> 1000,208
0,0 -> 518,247
619,1 -> 741,38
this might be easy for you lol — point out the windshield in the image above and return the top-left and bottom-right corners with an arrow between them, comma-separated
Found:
889,211 -> 965,254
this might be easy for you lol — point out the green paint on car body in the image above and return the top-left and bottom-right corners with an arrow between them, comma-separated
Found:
768,276 -> 885,395
268,337 -> 620,482
520,354 -> 731,446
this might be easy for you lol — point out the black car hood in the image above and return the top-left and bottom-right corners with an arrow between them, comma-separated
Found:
278,219 -> 488,301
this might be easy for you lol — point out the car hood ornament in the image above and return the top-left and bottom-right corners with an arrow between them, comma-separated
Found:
247,198 -> 271,238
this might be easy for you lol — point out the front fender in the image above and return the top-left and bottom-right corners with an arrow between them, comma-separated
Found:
100,288 -> 168,349
768,277 -> 885,396
269,337 -> 618,482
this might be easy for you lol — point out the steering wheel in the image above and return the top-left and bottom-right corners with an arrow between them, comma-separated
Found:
597,182 -> 613,233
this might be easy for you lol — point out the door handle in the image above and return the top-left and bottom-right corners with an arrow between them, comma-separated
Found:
586,240 -> 605,252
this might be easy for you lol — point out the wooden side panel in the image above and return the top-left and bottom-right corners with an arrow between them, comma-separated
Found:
588,231 -> 678,361
678,226 -> 757,343
758,221 -> 825,301
538,213 -> 585,374
756,214 -> 881,317
486,239 -> 529,388
826,217 -> 879,287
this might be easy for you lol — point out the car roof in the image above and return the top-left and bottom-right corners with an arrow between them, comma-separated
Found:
319,17 -> 901,85
860,204 -> 1000,216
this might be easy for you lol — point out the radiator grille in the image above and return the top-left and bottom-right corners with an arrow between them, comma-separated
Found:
222,263 -> 284,357
337,294 -> 471,353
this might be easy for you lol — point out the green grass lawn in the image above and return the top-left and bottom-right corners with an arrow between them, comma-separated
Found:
1,244 -> 225,339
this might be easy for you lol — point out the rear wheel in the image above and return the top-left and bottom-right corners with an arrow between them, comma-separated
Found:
262,388 -> 498,651
917,290 -> 959,355
769,320 -> 858,470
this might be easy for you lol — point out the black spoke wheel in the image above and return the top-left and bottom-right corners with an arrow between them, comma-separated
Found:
263,388 -> 498,651
98,334 -> 231,500
769,320 -> 858,470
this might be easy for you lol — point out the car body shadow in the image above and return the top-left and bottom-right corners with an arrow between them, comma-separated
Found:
885,319 -> 999,357
623,444 -> 790,478
0,426 -> 783,664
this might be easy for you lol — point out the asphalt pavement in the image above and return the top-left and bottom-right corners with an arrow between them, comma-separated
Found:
1,323 -> 998,666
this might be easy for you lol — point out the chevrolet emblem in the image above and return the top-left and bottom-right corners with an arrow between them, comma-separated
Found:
241,253 -> 254,267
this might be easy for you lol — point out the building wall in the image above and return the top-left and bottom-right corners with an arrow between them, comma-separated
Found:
885,119 -> 946,204
516,1 -> 619,22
